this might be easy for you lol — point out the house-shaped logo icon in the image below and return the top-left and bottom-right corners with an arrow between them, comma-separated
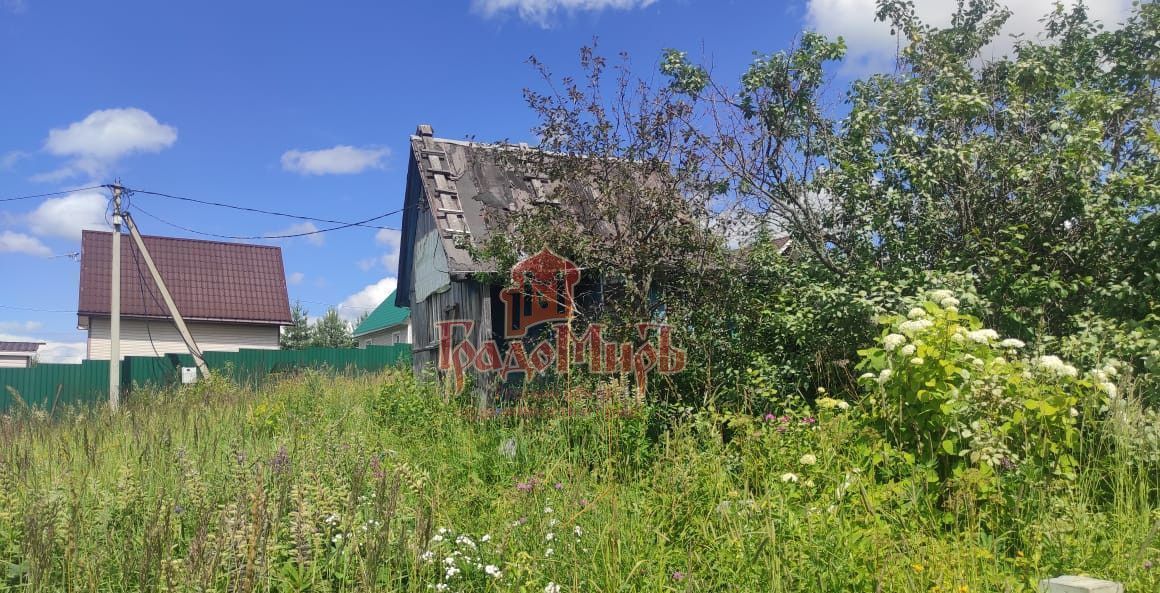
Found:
498,249 -> 580,339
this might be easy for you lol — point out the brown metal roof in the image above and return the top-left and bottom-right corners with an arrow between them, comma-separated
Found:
78,230 -> 292,325
0,341 -> 43,353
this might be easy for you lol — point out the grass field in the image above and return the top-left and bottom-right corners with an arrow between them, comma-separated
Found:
0,369 -> 1156,592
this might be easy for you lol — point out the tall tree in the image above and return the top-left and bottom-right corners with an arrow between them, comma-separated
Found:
312,308 -> 355,349
280,301 -> 313,350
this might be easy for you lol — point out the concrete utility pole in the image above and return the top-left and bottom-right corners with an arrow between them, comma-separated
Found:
122,212 -> 211,379
109,181 -> 122,410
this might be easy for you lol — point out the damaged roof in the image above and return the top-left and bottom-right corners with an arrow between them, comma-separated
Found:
404,126 -> 556,273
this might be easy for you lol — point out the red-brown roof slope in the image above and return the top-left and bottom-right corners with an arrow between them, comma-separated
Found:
78,230 -> 292,324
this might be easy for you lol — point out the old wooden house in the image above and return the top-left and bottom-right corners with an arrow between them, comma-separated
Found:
396,125 -> 541,376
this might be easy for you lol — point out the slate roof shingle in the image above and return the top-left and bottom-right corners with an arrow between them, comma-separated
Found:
78,230 -> 292,324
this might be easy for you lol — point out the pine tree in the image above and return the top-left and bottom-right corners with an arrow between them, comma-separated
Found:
280,301 -> 313,350
312,308 -> 355,349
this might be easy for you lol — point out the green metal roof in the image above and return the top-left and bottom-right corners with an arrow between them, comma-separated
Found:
352,289 -> 410,337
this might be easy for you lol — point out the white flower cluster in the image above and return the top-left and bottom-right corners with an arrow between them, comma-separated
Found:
999,338 -> 1025,349
966,329 -> 999,344
1035,355 -> 1078,378
899,319 -> 934,335
1090,361 -> 1120,398
883,333 -> 907,351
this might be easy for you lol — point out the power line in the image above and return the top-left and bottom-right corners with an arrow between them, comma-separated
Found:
131,203 -> 402,241
0,304 -> 76,313
125,187 -> 403,231
0,185 -> 107,203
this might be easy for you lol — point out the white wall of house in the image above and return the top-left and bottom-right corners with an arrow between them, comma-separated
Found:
87,317 -> 281,360
0,355 -> 34,368
356,322 -> 411,348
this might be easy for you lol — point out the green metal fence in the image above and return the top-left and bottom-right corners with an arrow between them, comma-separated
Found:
0,344 -> 411,412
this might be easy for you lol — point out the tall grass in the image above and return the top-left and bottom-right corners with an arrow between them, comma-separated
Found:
0,370 -> 1155,592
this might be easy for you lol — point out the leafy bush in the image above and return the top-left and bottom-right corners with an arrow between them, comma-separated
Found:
857,290 -> 1116,481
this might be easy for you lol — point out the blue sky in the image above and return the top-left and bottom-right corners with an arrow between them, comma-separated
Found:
0,0 -> 1132,361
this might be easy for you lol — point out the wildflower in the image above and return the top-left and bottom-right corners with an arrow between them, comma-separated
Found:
332,533 -> 344,544
907,307 -> 927,319
554,482 -> 564,490
573,525 -> 583,537
900,344 -> 917,356
910,357 -> 924,365
435,584 -> 448,592
999,338 -> 1025,349
816,397 -> 844,410
672,571 -> 686,581
899,319 -> 934,334
959,586 -> 969,593
455,535 -> 476,548
481,534 -> 491,543
545,582 -> 562,593
877,369 -> 893,384
764,413 -> 776,422
484,564 -> 502,578
1035,355 -> 1078,377
859,372 -> 875,381
516,480 -> 534,493
545,532 -> 555,541
939,296 -> 960,309
801,416 -> 817,424
837,401 -> 850,410
883,333 -> 907,351
325,514 -> 340,525
578,498 -> 588,508
928,289 -> 954,302
912,564 -> 924,573
548,519 -> 558,527
780,472 -> 799,483
543,506 -> 553,514
271,445 -> 290,474
545,548 -> 554,557
799,454 -> 817,466
445,566 -> 460,579
1100,382 -> 1118,398
420,550 -> 435,563
966,329 -> 999,343
444,556 -> 456,567
1069,407 -> 1079,418
431,534 -> 444,543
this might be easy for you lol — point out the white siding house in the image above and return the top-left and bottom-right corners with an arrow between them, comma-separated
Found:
0,342 -> 43,368
78,231 -> 293,360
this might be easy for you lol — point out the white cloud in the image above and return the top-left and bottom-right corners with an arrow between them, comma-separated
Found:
338,277 -> 397,322
39,108 -> 177,179
280,145 -> 389,176
472,0 -> 658,26
1,150 -> 29,170
270,222 -> 325,246
287,271 -> 305,285
0,321 -> 43,333
38,342 -> 86,363
26,190 -> 109,240
806,0 -> 1133,73
0,231 -> 51,256
375,228 -> 402,274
